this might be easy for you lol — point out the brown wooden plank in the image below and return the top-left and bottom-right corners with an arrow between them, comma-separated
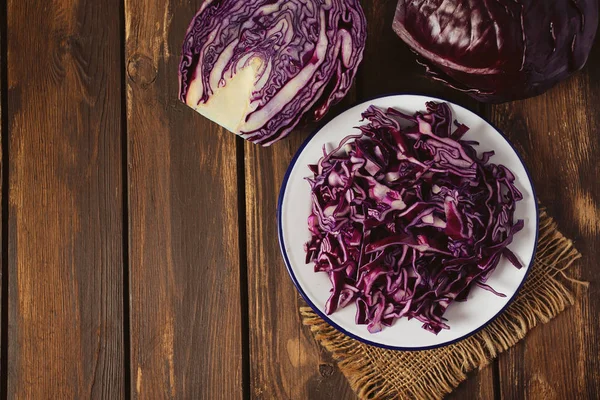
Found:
242,9 -> 361,396
125,1 -> 243,399
245,108 -> 355,399
245,1 -> 494,399
492,45 -> 600,400
446,365 -> 497,400
5,0 -> 124,397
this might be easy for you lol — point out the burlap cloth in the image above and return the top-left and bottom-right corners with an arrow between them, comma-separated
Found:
301,209 -> 584,399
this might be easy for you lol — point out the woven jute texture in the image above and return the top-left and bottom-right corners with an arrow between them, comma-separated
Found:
301,210 -> 583,400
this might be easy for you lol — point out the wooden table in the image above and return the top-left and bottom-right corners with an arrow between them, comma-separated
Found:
1,1 -> 598,399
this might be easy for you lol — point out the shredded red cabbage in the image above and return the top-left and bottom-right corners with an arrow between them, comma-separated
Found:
305,102 -> 524,334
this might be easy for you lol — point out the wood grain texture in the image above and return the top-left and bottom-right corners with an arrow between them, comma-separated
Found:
245,103 -> 356,400
492,43 -> 600,400
6,0 -> 124,397
2,0 -> 597,399
446,366 -> 496,400
125,1 -> 243,399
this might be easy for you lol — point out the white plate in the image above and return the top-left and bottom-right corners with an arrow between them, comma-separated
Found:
278,94 -> 538,350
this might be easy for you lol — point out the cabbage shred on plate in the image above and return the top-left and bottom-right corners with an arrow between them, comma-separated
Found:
305,102 -> 525,334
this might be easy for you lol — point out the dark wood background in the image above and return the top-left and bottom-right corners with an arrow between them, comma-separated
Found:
0,0 -> 598,399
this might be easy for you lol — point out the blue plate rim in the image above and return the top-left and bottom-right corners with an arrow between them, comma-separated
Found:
277,93 -> 539,351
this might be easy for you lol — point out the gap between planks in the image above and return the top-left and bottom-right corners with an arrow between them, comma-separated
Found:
1,0 -> 9,396
236,136 -> 251,400
119,0 -> 132,397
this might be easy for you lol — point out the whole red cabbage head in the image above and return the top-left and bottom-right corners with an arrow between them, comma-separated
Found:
392,0 -> 599,102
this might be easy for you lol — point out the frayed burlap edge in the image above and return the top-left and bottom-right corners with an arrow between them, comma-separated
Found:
301,209 -> 583,400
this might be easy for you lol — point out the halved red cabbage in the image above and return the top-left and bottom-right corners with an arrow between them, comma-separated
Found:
305,102 -> 525,334
179,0 -> 367,146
